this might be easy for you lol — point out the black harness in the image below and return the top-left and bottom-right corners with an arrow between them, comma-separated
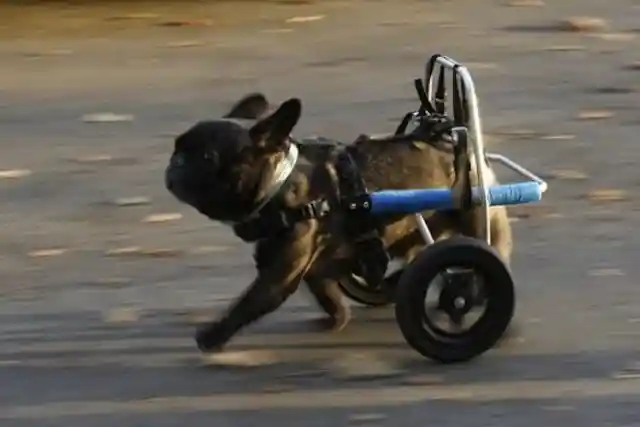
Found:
233,69 -> 473,288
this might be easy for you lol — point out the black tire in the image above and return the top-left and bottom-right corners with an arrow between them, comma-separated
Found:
394,236 -> 515,364
338,274 -> 394,307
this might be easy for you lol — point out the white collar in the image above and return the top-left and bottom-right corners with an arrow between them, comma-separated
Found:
223,142 -> 299,226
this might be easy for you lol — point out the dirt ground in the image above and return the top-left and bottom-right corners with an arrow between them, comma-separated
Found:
1,0 -> 639,426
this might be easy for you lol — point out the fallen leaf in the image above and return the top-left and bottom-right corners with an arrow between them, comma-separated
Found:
542,45 -> 586,51
0,169 -> 31,179
589,33 -> 635,42
138,248 -> 183,258
348,413 -> 388,423
540,134 -> 576,141
103,307 -> 141,324
142,213 -> 183,223
623,61 -> 640,71
113,196 -> 152,207
545,169 -> 588,180
286,15 -> 325,23
106,13 -> 159,21
575,110 -> 614,120
82,113 -> 135,123
542,405 -> 576,412
585,189 -> 627,202
201,350 -> 279,367
158,19 -> 212,27
262,28 -> 294,34
402,374 -> 445,385
466,62 -> 499,70
189,246 -> 232,255
165,40 -> 205,48
105,246 -> 142,257
559,16 -> 607,33
69,154 -> 113,163
504,0 -> 544,6
28,248 -> 67,257
588,268 -> 625,277
262,384 -> 296,393
23,49 -> 73,57
87,278 -> 131,288
328,352 -> 402,380
589,86 -> 636,94
507,205 -> 556,219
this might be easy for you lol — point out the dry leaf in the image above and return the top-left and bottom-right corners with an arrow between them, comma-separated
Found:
466,62 -> 499,70
189,246 -> 232,255
0,169 -> 32,179
82,113 -> 135,123
142,213 -> 183,223
542,45 -> 586,52
546,169 -> 588,180
262,28 -> 294,33
559,17 -> 607,33
402,374 -> 445,385
328,352 -> 402,379
103,307 -> 140,324
138,248 -> 183,258
165,40 -> 205,48
114,197 -> 152,207
623,61 -> 640,71
540,134 -> 576,141
590,33 -> 635,42
105,246 -> 142,257
504,0 -> 544,6
106,13 -> 159,21
201,350 -> 279,367
158,20 -> 212,27
585,189 -> 627,202
348,413 -> 387,423
70,154 -> 113,163
262,384 -> 296,393
28,248 -> 67,257
286,15 -> 325,23
88,278 -> 131,288
588,268 -> 625,277
576,110 -> 614,120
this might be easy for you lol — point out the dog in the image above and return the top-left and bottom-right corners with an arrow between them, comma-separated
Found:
165,92 -> 513,353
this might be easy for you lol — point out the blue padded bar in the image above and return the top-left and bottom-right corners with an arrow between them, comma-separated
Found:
369,181 -> 542,215
481,181 -> 542,207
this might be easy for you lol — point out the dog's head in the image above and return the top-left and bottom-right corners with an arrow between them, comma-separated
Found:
165,93 -> 302,223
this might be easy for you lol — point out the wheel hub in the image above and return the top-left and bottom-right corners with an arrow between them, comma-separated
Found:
438,271 -> 477,322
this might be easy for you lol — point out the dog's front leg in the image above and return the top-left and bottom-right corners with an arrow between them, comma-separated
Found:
195,224 -> 317,353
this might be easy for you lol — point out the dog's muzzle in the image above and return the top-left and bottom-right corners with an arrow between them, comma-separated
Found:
165,153 -> 190,198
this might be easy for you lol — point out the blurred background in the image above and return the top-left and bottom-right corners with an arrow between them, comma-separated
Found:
1,0 -> 639,426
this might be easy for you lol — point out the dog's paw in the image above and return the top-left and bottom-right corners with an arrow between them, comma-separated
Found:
313,307 -> 351,333
194,324 -> 228,353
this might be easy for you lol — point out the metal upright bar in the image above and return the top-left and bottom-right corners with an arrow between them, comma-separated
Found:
424,55 -> 492,244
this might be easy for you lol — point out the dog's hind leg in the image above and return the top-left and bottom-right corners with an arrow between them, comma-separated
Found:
304,275 -> 351,332
303,255 -> 352,332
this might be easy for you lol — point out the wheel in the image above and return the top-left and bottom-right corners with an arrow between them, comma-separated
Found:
338,273 -> 394,307
394,236 -> 515,364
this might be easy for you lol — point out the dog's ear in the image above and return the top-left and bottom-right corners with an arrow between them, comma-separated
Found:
248,98 -> 302,151
224,93 -> 269,120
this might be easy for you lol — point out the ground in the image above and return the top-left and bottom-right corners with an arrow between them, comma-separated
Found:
0,0 -> 639,425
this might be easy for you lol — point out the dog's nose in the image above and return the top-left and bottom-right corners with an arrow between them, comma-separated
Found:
170,153 -> 186,167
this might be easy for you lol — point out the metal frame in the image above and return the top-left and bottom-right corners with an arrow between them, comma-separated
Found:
411,54 -> 548,246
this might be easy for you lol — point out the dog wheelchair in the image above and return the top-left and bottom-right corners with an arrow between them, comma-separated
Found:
334,54 -> 548,364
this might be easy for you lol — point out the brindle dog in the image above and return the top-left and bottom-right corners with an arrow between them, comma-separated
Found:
165,93 -> 512,352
